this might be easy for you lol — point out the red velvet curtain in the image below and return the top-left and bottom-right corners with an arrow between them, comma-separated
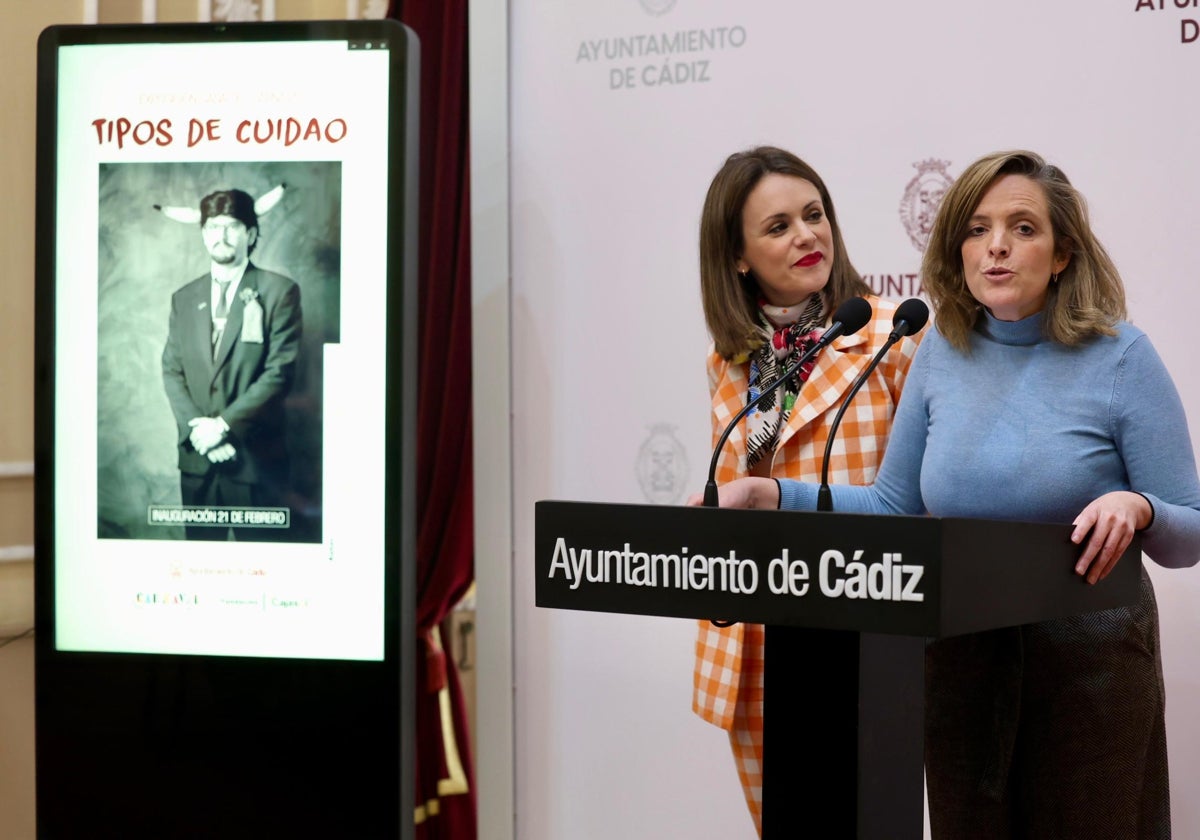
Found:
389,1 -> 477,837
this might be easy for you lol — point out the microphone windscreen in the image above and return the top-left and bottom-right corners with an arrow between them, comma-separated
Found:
833,296 -> 872,336
894,298 -> 930,334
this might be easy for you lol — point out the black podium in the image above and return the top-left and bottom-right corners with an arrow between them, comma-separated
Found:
535,501 -> 1141,839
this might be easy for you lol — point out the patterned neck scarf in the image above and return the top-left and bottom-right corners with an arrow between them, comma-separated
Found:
745,293 -> 826,469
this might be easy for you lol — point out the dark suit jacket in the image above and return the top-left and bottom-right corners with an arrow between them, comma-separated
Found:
161,263 -> 302,486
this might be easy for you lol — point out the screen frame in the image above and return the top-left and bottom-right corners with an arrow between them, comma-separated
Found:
33,19 -> 417,837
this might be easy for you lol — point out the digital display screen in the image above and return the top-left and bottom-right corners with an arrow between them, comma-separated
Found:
48,35 -> 396,661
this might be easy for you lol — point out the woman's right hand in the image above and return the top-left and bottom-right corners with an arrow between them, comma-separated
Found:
686,477 -> 781,509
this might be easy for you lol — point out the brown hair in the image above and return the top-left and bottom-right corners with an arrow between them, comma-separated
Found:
699,147 -> 870,359
921,150 -> 1126,351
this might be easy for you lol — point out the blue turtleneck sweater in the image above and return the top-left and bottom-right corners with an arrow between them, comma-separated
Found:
779,311 -> 1200,569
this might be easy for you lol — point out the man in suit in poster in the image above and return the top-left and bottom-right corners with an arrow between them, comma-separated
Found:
161,187 -> 301,541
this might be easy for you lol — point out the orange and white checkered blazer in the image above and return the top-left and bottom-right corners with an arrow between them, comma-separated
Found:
692,295 -> 922,730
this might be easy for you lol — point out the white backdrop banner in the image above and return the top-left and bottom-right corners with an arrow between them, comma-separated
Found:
508,1 -> 1200,837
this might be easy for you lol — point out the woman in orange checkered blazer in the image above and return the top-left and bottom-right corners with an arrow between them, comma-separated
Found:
693,146 -> 922,834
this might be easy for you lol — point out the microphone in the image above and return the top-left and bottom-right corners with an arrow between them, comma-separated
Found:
886,296 -> 930,343
815,298 -> 929,511
702,296 -> 873,507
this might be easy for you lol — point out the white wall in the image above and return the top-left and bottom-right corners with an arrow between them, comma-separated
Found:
473,1 -> 1200,837
469,0 -> 516,837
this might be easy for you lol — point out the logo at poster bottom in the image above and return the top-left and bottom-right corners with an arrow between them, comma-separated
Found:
136,592 -> 199,606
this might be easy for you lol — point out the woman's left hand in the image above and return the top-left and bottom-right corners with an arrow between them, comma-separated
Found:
1071,491 -> 1153,584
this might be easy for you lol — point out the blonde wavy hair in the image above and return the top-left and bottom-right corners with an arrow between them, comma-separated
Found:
921,150 -> 1126,351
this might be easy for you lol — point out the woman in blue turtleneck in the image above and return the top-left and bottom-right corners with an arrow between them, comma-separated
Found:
703,150 -> 1200,839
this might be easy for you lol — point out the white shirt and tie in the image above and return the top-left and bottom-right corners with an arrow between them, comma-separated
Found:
210,262 -> 248,357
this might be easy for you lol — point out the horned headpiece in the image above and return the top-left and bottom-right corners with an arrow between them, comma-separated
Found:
153,184 -> 286,225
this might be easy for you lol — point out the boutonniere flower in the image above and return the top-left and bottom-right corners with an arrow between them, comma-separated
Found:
240,289 -> 264,344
